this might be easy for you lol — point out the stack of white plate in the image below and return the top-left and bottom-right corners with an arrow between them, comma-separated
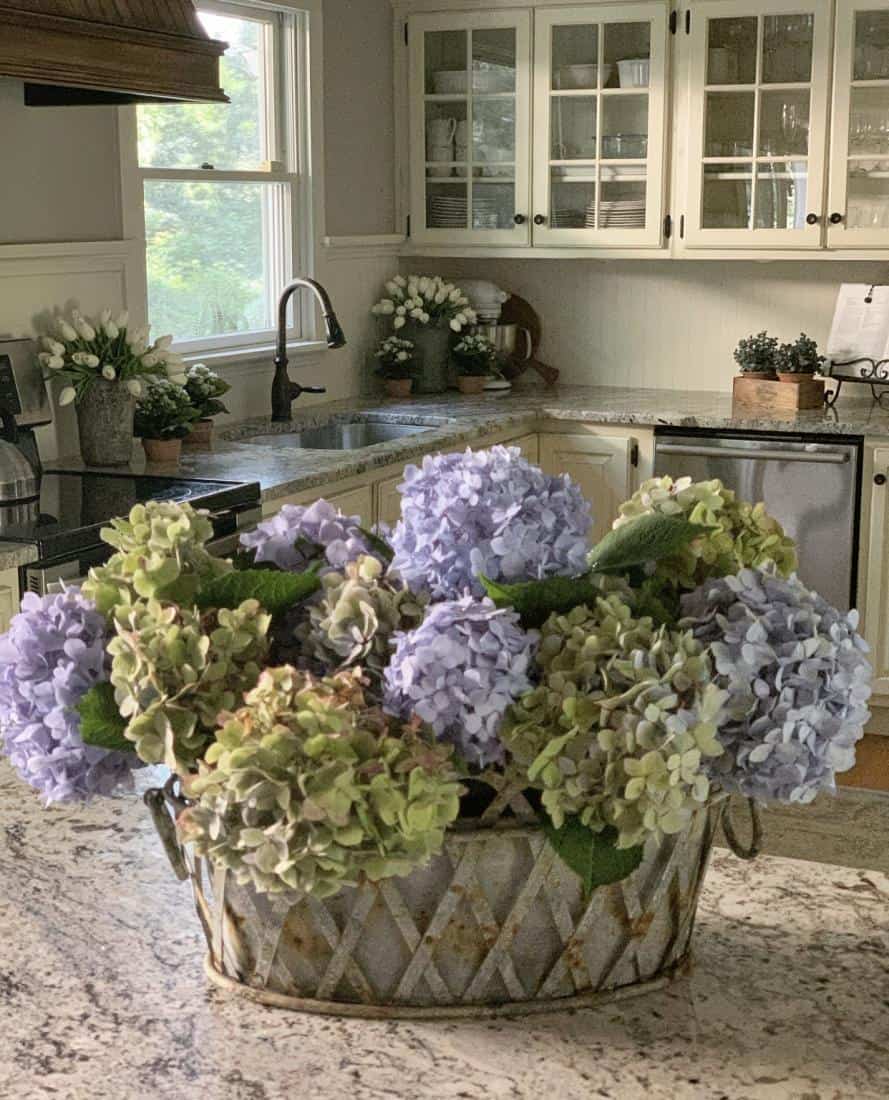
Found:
551,208 -> 585,228
585,199 -> 646,228
429,195 -> 501,229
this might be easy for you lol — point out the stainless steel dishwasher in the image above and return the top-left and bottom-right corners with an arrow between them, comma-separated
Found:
654,430 -> 862,610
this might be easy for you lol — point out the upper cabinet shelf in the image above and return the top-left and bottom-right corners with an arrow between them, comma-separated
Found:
399,0 -> 889,256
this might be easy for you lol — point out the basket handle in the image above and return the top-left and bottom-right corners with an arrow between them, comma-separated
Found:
720,796 -> 763,861
144,776 -> 190,882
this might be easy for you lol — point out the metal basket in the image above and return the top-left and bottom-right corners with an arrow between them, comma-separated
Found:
146,781 -> 757,1019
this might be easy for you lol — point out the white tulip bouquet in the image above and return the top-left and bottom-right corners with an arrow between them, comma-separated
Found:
371,274 -> 477,332
39,309 -> 186,407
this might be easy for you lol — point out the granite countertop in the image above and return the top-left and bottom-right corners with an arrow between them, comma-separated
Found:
2,760 -> 888,1100
0,382 -> 878,577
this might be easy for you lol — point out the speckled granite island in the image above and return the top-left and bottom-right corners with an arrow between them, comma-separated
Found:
1,761 -> 887,1100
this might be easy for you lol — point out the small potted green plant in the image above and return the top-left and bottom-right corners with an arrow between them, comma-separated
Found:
134,377 -> 200,464
374,336 -> 417,398
733,331 -> 779,379
183,363 -> 231,445
452,333 -> 497,394
775,333 -> 825,383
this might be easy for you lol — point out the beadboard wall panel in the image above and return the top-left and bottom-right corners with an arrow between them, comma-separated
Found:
406,258 -> 889,392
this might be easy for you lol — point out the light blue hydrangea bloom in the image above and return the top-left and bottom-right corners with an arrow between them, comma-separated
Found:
0,589 -> 138,803
390,446 -> 592,599
240,498 -> 375,572
383,596 -> 537,767
681,567 -> 872,804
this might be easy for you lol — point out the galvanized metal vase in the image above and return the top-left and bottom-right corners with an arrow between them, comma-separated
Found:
147,782 -> 732,1020
76,379 -> 136,466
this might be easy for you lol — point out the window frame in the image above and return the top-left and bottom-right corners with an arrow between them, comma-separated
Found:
118,0 -> 325,364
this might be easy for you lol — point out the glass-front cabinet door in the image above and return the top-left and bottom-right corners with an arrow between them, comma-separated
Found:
828,0 -> 889,246
531,3 -> 668,248
684,0 -> 831,248
408,10 -> 532,246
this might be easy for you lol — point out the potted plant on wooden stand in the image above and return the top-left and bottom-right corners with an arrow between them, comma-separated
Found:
733,331 -> 779,379
453,333 -> 497,394
135,377 -> 200,464
39,308 -> 183,466
374,336 -> 417,398
183,363 -> 231,446
776,333 -> 825,383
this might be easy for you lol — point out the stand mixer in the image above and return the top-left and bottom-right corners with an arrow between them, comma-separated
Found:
460,280 -> 559,388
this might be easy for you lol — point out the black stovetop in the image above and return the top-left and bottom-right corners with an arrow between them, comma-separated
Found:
0,470 -> 259,559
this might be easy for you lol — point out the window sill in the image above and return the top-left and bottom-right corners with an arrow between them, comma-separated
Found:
178,339 -> 328,371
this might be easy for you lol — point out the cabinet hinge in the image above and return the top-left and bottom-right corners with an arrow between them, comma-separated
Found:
663,214 -> 672,239
404,21 -> 409,46
669,10 -> 678,34
630,441 -> 639,468
685,10 -> 691,34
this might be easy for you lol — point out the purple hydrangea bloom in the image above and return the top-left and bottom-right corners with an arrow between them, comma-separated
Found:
384,596 -> 537,766
0,589 -> 138,804
681,567 -> 872,805
240,499 -> 376,572
390,446 -> 592,599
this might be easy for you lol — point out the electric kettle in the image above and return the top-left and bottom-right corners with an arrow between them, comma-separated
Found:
0,406 -> 38,503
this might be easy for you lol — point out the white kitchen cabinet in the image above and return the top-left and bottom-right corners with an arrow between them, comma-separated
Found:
405,2 -> 669,252
532,2 -> 669,248
539,428 -> 640,543
827,0 -> 889,248
408,9 -> 533,246
0,569 -> 18,634
376,473 -> 405,528
682,0 -> 832,249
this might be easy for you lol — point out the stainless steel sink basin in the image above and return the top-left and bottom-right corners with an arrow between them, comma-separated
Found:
243,420 -> 435,450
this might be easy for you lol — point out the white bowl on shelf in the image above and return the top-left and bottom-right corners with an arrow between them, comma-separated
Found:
432,70 -> 468,94
617,58 -> 650,87
557,63 -> 613,88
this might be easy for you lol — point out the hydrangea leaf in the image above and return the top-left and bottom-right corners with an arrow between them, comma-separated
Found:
195,568 -> 320,616
588,514 -> 711,574
357,526 -> 395,565
76,682 -> 130,753
542,815 -> 644,895
479,572 -> 605,629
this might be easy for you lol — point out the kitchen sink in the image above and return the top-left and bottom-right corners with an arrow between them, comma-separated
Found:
242,419 -> 437,450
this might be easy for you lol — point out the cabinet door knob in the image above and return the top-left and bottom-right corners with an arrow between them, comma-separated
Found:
805,213 -> 820,225
875,474 -> 887,486
533,214 -> 547,225
513,213 -> 526,225
829,212 -> 844,224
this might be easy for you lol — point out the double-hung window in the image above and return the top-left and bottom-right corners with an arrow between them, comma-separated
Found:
130,0 -> 314,356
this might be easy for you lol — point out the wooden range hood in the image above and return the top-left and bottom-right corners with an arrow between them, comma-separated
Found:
0,1 -> 228,106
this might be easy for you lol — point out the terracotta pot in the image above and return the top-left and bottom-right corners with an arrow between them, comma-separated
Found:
184,418 -> 214,446
383,378 -> 413,398
457,375 -> 488,394
777,372 -> 813,384
142,437 -> 182,464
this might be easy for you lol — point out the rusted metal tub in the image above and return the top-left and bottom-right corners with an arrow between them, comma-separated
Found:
148,784 -> 728,1019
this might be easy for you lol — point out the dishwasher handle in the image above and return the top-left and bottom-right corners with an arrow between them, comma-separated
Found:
657,443 -> 850,465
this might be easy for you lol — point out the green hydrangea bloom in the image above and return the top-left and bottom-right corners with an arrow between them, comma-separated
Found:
108,597 -> 270,771
298,555 -> 427,686
613,476 -> 797,590
82,500 -> 231,615
178,666 -> 463,897
502,594 -> 727,849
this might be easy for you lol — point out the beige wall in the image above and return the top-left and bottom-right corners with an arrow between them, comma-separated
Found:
407,256 -> 889,392
322,0 -> 396,236
0,80 -> 122,244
